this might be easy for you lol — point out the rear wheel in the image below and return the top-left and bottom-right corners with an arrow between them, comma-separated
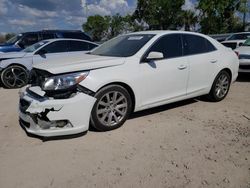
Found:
1,65 -> 29,89
207,70 -> 231,102
90,85 -> 132,131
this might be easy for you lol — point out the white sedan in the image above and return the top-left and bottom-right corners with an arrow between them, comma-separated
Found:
236,38 -> 250,73
0,39 -> 98,88
19,31 -> 239,137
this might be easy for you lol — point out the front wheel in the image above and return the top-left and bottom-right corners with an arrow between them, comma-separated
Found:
207,70 -> 231,102
90,85 -> 132,131
1,65 -> 29,89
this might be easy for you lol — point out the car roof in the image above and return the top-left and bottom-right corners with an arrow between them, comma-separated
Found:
127,30 -> 209,37
42,38 -> 98,45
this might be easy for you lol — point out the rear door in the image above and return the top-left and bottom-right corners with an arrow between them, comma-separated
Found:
182,34 -> 218,95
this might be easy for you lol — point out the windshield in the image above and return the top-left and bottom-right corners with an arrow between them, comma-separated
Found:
227,33 -> 250,40
242,38 -> 250,46
90,34 -> 155,57
22,41 -> 49,53
6,34 -> 23,44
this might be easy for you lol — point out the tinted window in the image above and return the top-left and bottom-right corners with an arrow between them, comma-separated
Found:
91,34 -> 155,57
227,33 -> 250,40
68,41 -> 91,51
88,43 -> 98,50
42,33 -> 55,40
39,41 -> 68,54
222,42 -> 237,50
183,34 -> 216,55
21,34 -> 39,47
147,34 -> 183,59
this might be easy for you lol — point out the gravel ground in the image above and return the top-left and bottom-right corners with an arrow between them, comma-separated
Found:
0,74 -> 249,188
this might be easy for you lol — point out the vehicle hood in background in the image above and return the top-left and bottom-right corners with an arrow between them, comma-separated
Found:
0,44 -> 22,53
0,52 -> 27,60
34,53 -> 125,74
238,46 -> 250,55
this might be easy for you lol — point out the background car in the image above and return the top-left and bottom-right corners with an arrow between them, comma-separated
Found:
235,38 -> 250,73
0,30 -> 92,53
221,32 -> 250,50
19,31 -> 239,137
221,40 -> 244,50
0,38 -> 98,88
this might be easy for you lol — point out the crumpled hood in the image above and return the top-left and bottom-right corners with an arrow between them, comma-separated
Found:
0,51 -> 27,60
34,53 -> 125,74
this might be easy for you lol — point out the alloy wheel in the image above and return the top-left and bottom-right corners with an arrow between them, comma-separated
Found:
1,66 -> 28,88
96,91 -> 128,127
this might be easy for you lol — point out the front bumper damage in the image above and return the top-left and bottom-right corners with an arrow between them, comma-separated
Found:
19,86 -> 96,137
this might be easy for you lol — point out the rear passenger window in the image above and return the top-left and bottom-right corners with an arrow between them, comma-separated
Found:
147,34 -> 183,59
183,34 -> 216,55
68,41 -> 90,51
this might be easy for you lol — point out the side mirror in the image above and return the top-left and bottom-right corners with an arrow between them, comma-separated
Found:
36,49 -> 47,56
145,51 -> 164,61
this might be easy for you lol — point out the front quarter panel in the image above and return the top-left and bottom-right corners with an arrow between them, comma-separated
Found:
0,57 -> 33,70
80,57 -> 141,110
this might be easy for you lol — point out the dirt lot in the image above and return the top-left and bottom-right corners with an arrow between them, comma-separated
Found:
0,74 -> 249,188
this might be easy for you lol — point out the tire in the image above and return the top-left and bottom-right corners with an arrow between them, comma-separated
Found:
90,85 -> 133,131
1,65 -> 29,89
207,70 -> 231,102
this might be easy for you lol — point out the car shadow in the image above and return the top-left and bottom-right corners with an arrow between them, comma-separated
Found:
130,98 -> 198,119
237,73 -> 250,82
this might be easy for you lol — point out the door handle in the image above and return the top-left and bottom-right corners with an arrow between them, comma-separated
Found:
178,65 -> 187,70
210,60 -> 217,63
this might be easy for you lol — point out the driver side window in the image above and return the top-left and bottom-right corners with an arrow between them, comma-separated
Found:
38,41 -> 69,54
147,34 -> 183,59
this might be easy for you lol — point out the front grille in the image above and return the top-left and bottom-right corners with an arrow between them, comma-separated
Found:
19,98 -> 31,114
239,65 -> 250,70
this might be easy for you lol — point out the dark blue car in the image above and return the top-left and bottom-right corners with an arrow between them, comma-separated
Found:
0,30 -> 92,53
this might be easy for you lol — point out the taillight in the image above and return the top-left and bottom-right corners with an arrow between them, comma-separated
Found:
234,51 -> 239,58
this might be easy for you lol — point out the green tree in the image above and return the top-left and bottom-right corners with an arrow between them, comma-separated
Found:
5,33 -> 15,41
197,0 -> 245,34
133,0 -> 185,30
83,15 -> 109,41
238,0 -> 249,31
181,10 -> 198,31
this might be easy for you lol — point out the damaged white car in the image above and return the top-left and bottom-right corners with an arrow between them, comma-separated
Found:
19,31 -> 239,137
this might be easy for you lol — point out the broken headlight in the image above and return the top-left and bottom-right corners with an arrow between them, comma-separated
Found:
42,71 -> 89,91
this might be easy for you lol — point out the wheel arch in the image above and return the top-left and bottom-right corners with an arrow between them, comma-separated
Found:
96,82 -> 136,112
6,63 -> 29,71
220,68 -> 232,82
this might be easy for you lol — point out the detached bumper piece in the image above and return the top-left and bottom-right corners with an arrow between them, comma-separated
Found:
19,87 -> 96,137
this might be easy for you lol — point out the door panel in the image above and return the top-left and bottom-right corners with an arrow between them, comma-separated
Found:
137,34 -> 189,107
182,34 -> 218,95
139,57 -> 189,107
186,52 -> 217,94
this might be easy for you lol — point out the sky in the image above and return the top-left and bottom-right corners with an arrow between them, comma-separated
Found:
0,0 -> 199,34
0,0 -> 248,34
